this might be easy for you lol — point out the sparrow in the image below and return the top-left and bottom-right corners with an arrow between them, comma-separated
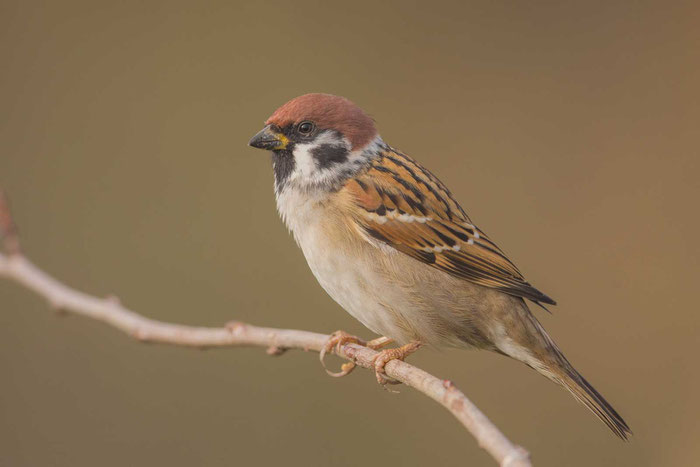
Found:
248,93 -> 631,439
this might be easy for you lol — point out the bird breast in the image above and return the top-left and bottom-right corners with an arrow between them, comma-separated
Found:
275,186 -> 498,347
275,187 -> 411,339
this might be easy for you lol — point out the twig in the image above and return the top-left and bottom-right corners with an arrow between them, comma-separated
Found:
0,189 -> 20,255
0,192 -> 531,467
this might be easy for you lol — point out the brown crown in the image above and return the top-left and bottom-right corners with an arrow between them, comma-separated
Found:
266,93 -> 377,150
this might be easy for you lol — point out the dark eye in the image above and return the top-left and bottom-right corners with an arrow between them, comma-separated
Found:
297,121 -> 315,135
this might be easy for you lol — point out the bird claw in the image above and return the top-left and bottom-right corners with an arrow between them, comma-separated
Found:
319,330 -> 365,377
371,341 -> 422,391
319,332 -> 396,378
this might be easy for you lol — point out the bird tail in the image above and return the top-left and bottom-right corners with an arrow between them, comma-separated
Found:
528,317 -> 632,440
550,358 -> 631,440
497,306 -> 632,440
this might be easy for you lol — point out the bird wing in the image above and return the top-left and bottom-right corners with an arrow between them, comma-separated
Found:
343,147 -> 556,306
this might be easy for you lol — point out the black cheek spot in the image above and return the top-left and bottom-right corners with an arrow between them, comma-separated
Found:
311,144 -> 349,169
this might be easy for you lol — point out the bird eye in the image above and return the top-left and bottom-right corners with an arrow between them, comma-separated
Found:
297,121 -> 315,135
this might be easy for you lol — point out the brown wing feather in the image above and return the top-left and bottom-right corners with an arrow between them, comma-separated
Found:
343,148 -> 556,306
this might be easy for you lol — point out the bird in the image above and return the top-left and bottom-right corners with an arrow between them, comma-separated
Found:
248,93 -> 631,439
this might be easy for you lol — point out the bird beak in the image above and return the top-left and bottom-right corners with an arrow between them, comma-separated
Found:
248,125 -> 289,151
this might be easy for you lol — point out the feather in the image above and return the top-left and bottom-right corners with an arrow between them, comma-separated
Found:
343,147 -> 556,307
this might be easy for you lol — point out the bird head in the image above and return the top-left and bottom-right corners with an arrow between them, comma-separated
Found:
249,93 -> 380,193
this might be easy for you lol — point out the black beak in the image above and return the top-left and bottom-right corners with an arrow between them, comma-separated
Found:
248,125 -> 288,151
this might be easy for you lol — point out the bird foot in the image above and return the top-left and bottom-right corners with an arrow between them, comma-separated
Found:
320,331 -> 394,377
371,341 -> 422,390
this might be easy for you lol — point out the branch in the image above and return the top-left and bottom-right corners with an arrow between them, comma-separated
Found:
0,191 -> 531,467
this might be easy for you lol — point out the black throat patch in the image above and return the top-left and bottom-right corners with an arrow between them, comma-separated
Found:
272,149 -> 295,192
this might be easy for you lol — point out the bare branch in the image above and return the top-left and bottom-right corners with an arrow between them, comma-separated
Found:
0,193 -> 531,467
0,189 -> 21,255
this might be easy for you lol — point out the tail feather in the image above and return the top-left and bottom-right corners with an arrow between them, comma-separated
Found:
555,364 -> 632,440
506,308 -> 632,439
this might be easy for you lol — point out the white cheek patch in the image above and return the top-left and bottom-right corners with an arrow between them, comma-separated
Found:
288,131 -> 353,187
291,143 -> 317,181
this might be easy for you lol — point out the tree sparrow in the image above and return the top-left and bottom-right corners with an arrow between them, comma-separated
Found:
248,93 -> 630,439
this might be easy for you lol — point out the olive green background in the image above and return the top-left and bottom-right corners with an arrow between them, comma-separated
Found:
1,1 -> 698,466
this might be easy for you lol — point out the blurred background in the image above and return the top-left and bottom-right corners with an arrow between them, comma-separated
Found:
1,1 -> 698,465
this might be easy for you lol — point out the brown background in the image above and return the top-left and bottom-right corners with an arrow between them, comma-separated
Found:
1,1 -> 698,466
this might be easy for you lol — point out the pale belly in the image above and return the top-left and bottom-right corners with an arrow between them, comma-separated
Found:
276,189 -> 504,348
295,221 -> 404,339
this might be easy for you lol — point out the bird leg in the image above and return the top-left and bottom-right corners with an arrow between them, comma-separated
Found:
372,341 -> 422,388
320,331 -> 394,377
